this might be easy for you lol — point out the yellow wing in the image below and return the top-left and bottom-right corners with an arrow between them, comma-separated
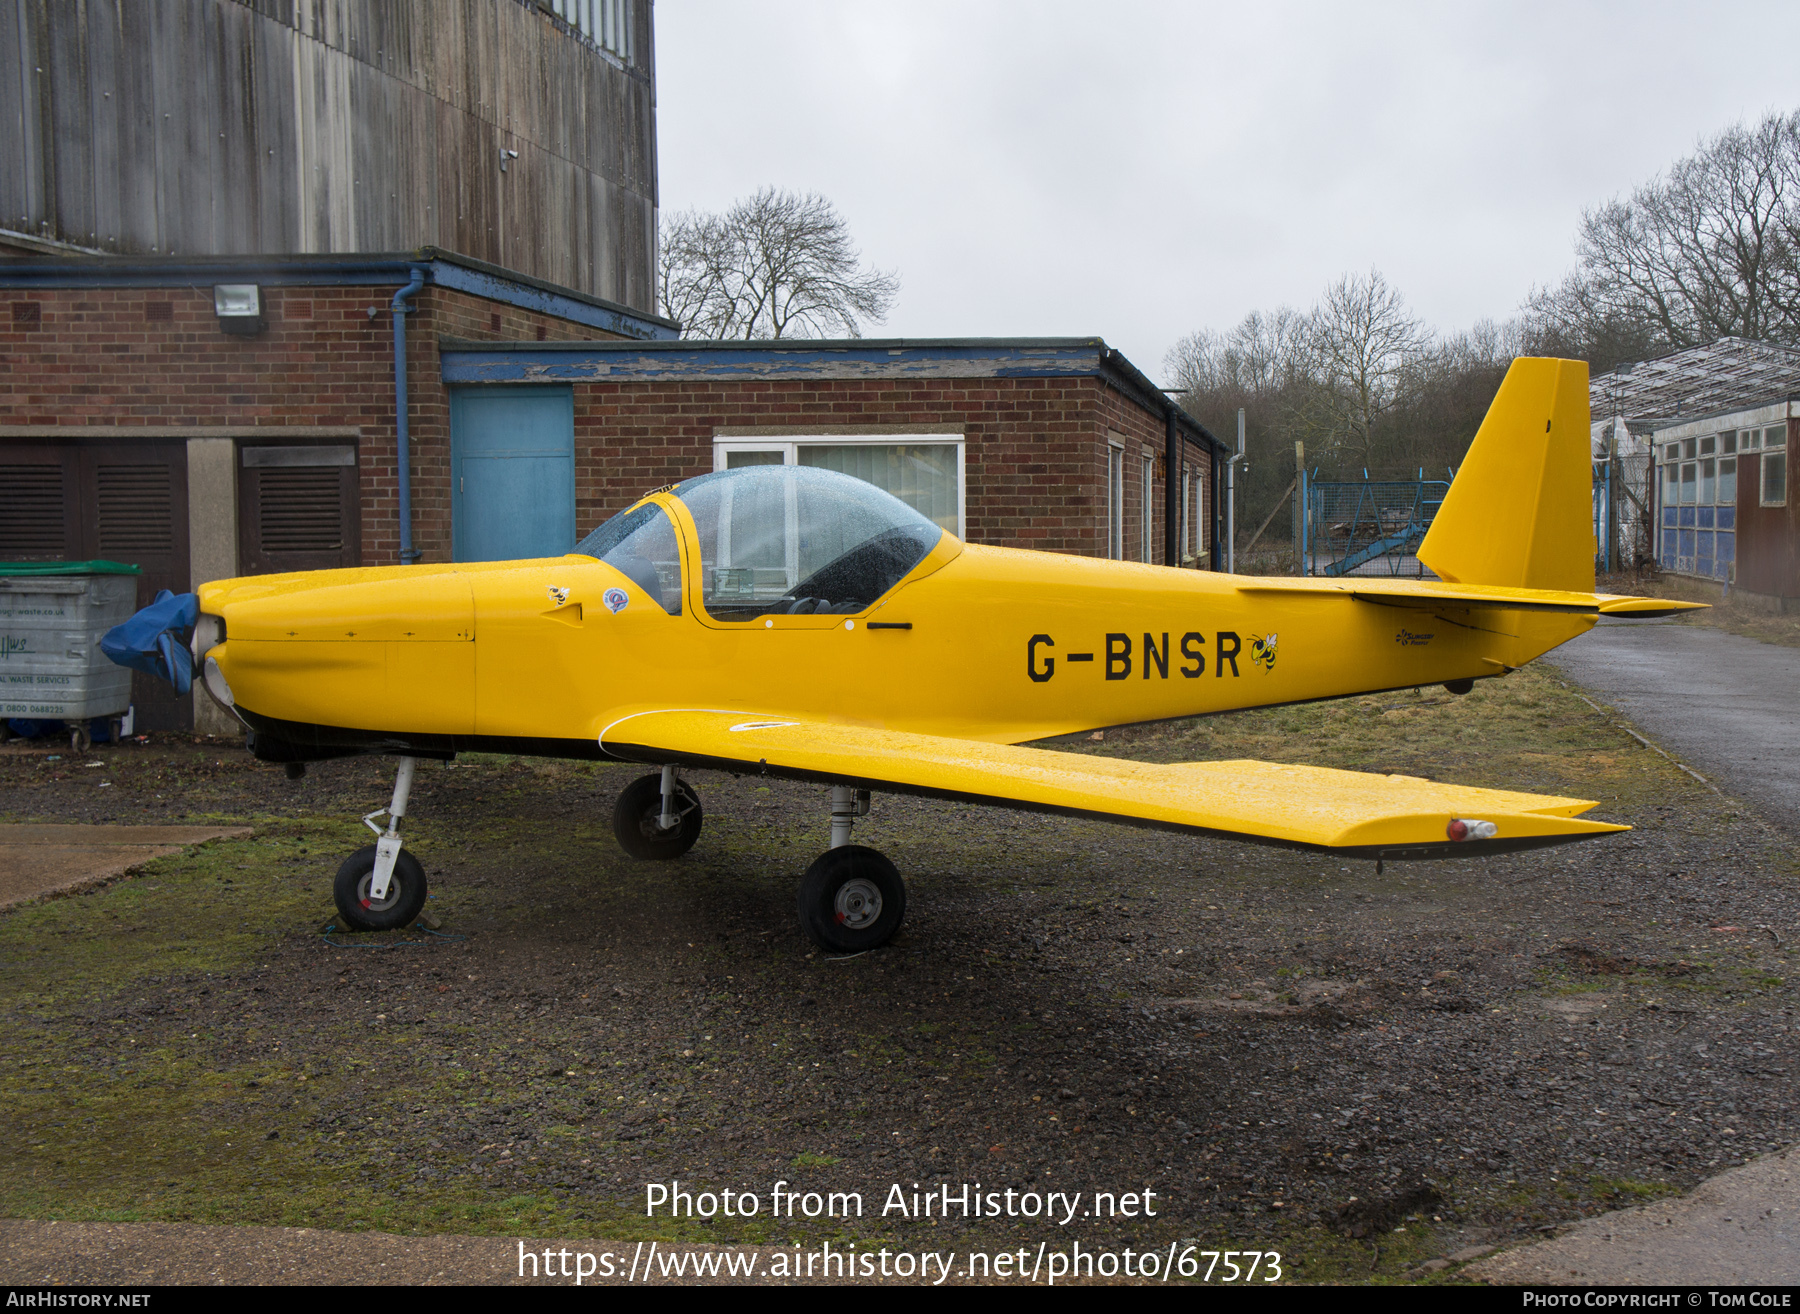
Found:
598,710 -> 1625,858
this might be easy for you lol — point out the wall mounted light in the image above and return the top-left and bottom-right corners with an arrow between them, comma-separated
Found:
213,284 -> 266,336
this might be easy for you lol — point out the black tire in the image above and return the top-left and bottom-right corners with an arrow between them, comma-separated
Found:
797,845 -> 906,953
612,773 -> 703,860
333,844 -> 429,932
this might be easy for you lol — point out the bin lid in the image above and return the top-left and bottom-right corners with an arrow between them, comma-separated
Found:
0,560 -> 143,576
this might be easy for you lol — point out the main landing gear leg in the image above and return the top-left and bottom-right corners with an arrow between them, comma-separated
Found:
332,755 -> 430,932
797,786 -> 904,953
612,766 -> 704,860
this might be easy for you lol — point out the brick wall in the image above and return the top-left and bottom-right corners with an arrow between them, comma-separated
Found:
0,282 -> 619,565
571,375 -> 1205,560
1,284 -> 1214,566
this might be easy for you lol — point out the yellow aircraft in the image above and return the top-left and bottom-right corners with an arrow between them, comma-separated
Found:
174,358 -> 1696,949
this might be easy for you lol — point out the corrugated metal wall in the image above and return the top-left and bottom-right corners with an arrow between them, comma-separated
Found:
0,0 -> 658,311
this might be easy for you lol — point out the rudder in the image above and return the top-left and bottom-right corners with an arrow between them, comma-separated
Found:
1418,357 -> 1592,592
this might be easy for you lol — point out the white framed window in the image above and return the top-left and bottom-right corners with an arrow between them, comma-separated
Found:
712,435 -> 964,538
1699,457 -> 1716,504
1178,468 -> 1189,564
1720,456 -> 1737,504
1680,462 -> 1696,504
1763,451 -> 1788,507
1107,442 -> 1124,560
1192,470 -> 1206,561
1765,423 -> 1788,451
1140,453 -> 1155,562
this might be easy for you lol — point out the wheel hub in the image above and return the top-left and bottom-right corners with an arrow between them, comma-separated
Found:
833,877 -> 882,929
356,871 -> 401,912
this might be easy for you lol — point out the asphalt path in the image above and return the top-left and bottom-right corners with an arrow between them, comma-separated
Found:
1542,618 -> 1800,834
1481,618 -> 1800,1285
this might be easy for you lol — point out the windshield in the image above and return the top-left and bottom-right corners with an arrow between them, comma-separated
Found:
571,502 -> 683,615
672,465 -> 944,621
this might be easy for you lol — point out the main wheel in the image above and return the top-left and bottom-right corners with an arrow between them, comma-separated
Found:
612,773 -> 703,860
797,845 -> 906,953
333,844 -> 429,932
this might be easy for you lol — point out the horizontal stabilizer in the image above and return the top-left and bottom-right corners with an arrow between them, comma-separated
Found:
598,710 -> 1627,858
1237,579 -> 1709,618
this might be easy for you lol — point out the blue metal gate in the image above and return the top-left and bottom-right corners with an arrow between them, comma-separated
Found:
1301,474 -> 1451,577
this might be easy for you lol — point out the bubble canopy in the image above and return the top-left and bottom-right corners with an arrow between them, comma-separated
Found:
574,465 -> 947,621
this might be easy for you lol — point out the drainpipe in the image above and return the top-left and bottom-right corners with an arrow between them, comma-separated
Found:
1227,408 -> 1246,573
392,264 -> 428,564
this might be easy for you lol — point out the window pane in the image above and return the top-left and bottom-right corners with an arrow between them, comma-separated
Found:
1664,443 -> 1681,460
1699,435 -> 1716,456
798,443 -> 959,535
1766,425 -> 1787,450
1680,462 -> 1697,504
1722,431 -> 1738,454
1664,462 -> 1679,501
1720,457 -> 1737,504
1108,448 -> 1123,559
1765,452 -> 1787,504
1141,455 -> 1154,562
725,449 -> 785,469
1699,458 -> 1715,503
1743,429 -> 1761,450
1682,438 -> 1696,459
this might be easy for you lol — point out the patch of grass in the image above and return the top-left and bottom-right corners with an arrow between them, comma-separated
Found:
1588,1176 -> 1679,1205
791,1152 -> 840,1168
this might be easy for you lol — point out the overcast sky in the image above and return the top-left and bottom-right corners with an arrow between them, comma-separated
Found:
655,1 -> 1800,382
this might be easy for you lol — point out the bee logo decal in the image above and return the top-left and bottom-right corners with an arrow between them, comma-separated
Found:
546,585 -> 571,608
1249,633 -> 1278,672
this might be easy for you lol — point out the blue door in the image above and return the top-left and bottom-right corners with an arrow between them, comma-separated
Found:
449,386 -> 576,562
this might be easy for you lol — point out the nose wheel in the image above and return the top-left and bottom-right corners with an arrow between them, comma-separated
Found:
332,755 -> 431,932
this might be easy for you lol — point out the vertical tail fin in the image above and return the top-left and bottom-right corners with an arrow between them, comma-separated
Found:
1418,357 -> 1593,592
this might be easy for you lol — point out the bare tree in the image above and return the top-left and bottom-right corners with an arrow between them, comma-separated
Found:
1294,270 -> 1430,467
1530,110 -> 1800,357
658,189 -> 899,339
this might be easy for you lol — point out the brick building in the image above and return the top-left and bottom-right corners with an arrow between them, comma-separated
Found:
1,255 -> 1222,734
0,250 -> 677,731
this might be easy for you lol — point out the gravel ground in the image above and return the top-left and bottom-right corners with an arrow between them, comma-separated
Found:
2,668 -> 1798,1282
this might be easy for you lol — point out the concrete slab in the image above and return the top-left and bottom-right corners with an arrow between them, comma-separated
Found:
1543,618 -> 1800,833
0,823 -> 252,908
1467,1148 -> 1800,1285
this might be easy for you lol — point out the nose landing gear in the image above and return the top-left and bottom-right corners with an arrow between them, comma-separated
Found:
332,755 -> 430,932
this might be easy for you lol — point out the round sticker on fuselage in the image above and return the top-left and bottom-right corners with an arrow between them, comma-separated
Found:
602,587 -> 629,614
